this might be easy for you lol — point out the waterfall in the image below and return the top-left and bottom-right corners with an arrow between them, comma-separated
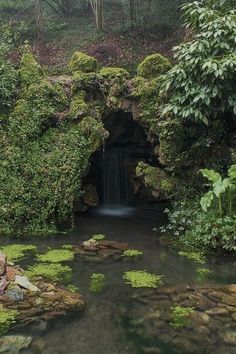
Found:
102,149 -> 130,207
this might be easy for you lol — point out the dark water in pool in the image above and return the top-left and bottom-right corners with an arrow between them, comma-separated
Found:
2,206 -> 236,353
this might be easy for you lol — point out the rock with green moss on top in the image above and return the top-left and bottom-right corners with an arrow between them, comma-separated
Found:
91,234 -> 106,241
79,115 -> 108,152
68,92 -> 89,119
69,52 -> 98,73
72,71 -> 98,93
137,53 -> 171,79
19,53 -> 43,88
98,67 -> 130,81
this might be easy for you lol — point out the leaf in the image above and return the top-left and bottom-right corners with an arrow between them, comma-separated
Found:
228,164 -> 236,179
213,178 -> 231,197
200,191 -> 214,212
199,169 -> 221,183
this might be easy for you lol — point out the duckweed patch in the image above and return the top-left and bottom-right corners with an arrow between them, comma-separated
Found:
66,285 -> 79,293
89,273 -> 105,293
0,244 -> 37,262
37,249 -> 74,263
196,267 -> 213,281
0,307 -> 18,337
178,251 -> 206,264
170,306 -> 195,329
122,249 -> 143,257
123,271 -> 163,288
26,263 -> 72,283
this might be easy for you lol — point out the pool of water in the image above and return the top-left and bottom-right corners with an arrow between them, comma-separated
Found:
2,206 -> 236,353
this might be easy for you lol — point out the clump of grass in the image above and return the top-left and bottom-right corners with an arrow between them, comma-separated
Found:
37,249 -> 74,263
0,244 -> 37,262
26,263 -> 72,283
122,249 -> 143,257
170,306 -> 195,329
91,234 -> 106,241
123,270 -> 163,288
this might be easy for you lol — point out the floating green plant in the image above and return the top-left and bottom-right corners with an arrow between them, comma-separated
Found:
123,270 -> 163,288
62,244 -> 74,250
170,306 -> 195,329
37,249 -> 74,263
91,234 -> 106,241
122,249 -> 143,257
26,263 -> 72,283
178,251 -> 205,264
89,273 -> 105,293
0,307 -> 18,337
0,244 -> 37,262
196,267 -> 213,281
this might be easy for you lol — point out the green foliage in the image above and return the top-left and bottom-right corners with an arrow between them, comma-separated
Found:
0,26 -> 18,109
37,249 -> 74,263
162,1 -> 236,124
123,270 -> 163,288
200,165 -> 236,216
170,306 -> 195,329
91,234 -> 106,241
19,52 -> 43,88
26,263 -> 72,283
0,307 -> 18,337
89,273 -> 105,293
69,52 -> 98,73
0,244 -> 37,262
68,92 -> 89,120
137,53 -> 171,79
178,251 -> 205,264
122,249 -> 143,257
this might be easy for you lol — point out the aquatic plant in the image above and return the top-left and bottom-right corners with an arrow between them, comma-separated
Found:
62,244 -> 74,250
91,234 -> 106,241
26,263 -> 72,283
196,267 -> 213,281
0,244 -> 37,262
89,273 -> 105,293
66,285 -> 79,293
122,249 -> 143,257
170,306 -> 195,329
178,251 -> 205,264
123,271 -> 163,288
37,249 -> 74,263
0,307 -> 18,337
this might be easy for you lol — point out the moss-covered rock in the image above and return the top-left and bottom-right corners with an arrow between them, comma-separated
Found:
79,116 -> 109,152
72,71 -> 98,93
137,53 -> 171,79
68,91 -> 89,120
69,52 -> 98,73
19,53 -> 43,88
98,67 -> 130,80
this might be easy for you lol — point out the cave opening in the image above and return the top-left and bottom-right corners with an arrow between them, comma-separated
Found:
83,110 -> 157,213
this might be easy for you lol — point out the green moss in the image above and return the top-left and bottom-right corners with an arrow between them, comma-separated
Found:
0,307 -> 18,337
79,115 -> 107,152
0,244 -> 37,262
72,71 -> 97,93
37,249 -> 74,263
170,306 -> 195,329
122,249 -> 143,257
69,52 -> 98,73
68,92 -> 89,119
123,270 -> 163,288
91,234 -> 106,241
19,53 -> 43,88
137,53 -> 171,79
89,273 -> 105,293
160,178 -> 176,194
178,251 -> 206,264
136,162 -> 159,188
98,67 -> 130,80
26,263 -> 72,283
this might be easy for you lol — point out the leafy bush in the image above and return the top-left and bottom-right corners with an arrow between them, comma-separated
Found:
162,1 -> 236,125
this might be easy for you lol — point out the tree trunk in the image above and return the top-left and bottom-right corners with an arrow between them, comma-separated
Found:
129,0 -> 135,29
34,0 -> 44,41
96,0 -> 104,31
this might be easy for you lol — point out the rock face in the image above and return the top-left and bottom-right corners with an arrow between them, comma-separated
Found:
120,284 -> 236,354
0,253 -> 7,276
82,184 -> 99,207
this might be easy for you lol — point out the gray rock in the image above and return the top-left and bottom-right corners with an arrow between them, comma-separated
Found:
221,330 -> 236,345
6,285 -> 24,301
0,253 -> 7,276
0,335 -> 32,354
15,275 -> 39,292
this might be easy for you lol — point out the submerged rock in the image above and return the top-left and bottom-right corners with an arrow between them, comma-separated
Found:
0,335 -> 32,354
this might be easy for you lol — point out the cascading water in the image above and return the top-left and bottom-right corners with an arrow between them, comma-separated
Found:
98,147 -> 134,216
